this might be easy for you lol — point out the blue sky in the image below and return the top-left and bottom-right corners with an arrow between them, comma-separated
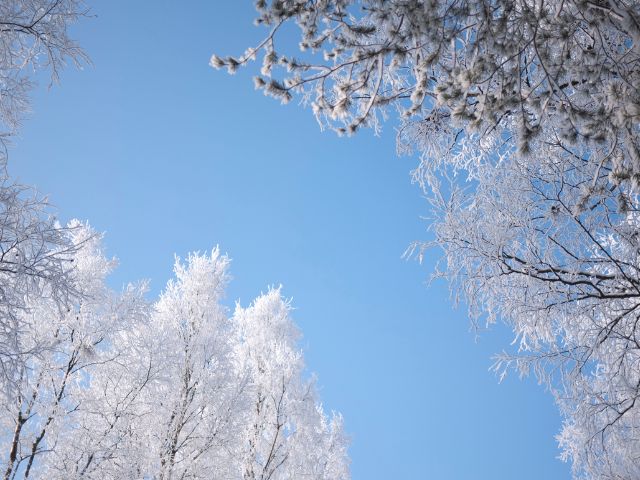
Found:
10,2 -> 571,479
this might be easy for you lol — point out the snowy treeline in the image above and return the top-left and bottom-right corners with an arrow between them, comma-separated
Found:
0,215 -> 349,479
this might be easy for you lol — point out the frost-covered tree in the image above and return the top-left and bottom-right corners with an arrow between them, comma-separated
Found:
0,0 -> 88,136
0,0 -> 89,399
234,289 -> 349,480
212,0 -> 640,157
136,251 -> 243,480
413,132 -> 640,479
131,251 -> 350,480
213,1 -> 640,477
0,185 -> 83,415
0,222 -> 145,480
1,240 -> 350,480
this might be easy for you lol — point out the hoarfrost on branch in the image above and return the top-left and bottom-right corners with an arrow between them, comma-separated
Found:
213,1 -> 640,477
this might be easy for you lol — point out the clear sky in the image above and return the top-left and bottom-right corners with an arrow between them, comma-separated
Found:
9,2 -> 571,479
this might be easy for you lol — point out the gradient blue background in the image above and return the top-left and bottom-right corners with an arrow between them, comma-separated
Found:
9,2 -> 571,479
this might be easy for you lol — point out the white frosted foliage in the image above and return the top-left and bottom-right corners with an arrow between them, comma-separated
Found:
215,2 -> 640,477
0,240 -> 350,480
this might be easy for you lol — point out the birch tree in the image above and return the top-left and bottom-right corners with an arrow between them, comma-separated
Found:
0,187 -> 82,419
0,222 -> 146,480
234,288 -> 349,480
136,250 -> 244,480
1,241 -> 350,480
133,252 -> 350,480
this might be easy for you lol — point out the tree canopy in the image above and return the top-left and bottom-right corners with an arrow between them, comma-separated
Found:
213,1 -> 640,478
